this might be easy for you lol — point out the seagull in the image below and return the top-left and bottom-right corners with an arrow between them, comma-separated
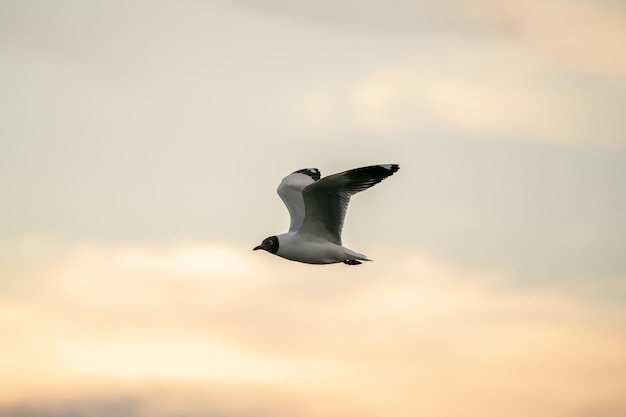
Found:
253,164 -> 400,265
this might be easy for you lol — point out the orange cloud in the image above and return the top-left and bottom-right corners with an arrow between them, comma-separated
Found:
295,54 -> 625,146
1,239 -> 625,416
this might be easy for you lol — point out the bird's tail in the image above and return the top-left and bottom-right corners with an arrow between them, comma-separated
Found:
344,248 -> 372,263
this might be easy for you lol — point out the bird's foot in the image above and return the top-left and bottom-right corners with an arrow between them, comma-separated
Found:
343,259 -> 362,265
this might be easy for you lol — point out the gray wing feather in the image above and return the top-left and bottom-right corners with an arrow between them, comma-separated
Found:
277,168 -> 321,232
298,164 -> 399,244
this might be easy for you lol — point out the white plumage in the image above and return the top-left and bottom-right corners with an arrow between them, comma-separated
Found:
254,164 -> 400,265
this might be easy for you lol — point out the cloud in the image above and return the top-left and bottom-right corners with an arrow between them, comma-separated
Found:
294,47 -> 625,146
491,0 -> 626,79
229,0 -> 626,146
233,0 -> 626,79
2,0 -> 623,155
1,238 -> 625,416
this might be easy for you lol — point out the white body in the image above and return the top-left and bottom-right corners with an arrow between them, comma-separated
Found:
276,232 -> 370,264
254,164 -> 399,265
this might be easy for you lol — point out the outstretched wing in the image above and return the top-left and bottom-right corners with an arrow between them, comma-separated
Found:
277,168 -> 321,232
298,164 -> 399,245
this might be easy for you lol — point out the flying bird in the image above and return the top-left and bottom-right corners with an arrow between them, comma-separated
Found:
254,164 -> 400,265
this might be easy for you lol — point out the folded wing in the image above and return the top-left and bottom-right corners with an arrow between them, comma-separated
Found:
277,168 -> 321,232
298,164 -> 400,244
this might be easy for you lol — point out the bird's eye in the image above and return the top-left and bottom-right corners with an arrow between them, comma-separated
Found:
267,239 -> 273,245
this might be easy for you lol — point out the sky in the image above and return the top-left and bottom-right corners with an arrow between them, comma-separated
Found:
1,0 -> 625,416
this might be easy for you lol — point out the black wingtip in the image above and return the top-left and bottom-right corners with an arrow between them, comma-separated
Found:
338,164 -> 400,194
386,164 -> 400,173
377,164 -> 400,181
371,164 -> 400,175
294,168 -> 321,181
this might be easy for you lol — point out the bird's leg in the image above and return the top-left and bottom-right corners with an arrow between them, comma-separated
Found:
343,259 -> 362,265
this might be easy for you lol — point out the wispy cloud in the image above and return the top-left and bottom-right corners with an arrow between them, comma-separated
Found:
233,0 -> 626,80
1,239 -> 625,416
294,42 -> 625,145
1,1 -> 625,413
229,0 -> 626,145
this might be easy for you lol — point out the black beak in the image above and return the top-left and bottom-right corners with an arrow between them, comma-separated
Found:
253,245 -> 262,251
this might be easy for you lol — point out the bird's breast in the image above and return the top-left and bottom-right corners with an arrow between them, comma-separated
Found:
276,233 -> 346,264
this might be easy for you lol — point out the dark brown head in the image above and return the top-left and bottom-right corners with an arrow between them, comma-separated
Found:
253,236 -> 279,254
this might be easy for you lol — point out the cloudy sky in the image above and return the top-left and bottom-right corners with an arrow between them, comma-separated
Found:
1,1 -> 625,416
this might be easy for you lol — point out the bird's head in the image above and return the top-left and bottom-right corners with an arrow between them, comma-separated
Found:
253,235 -> 279,254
